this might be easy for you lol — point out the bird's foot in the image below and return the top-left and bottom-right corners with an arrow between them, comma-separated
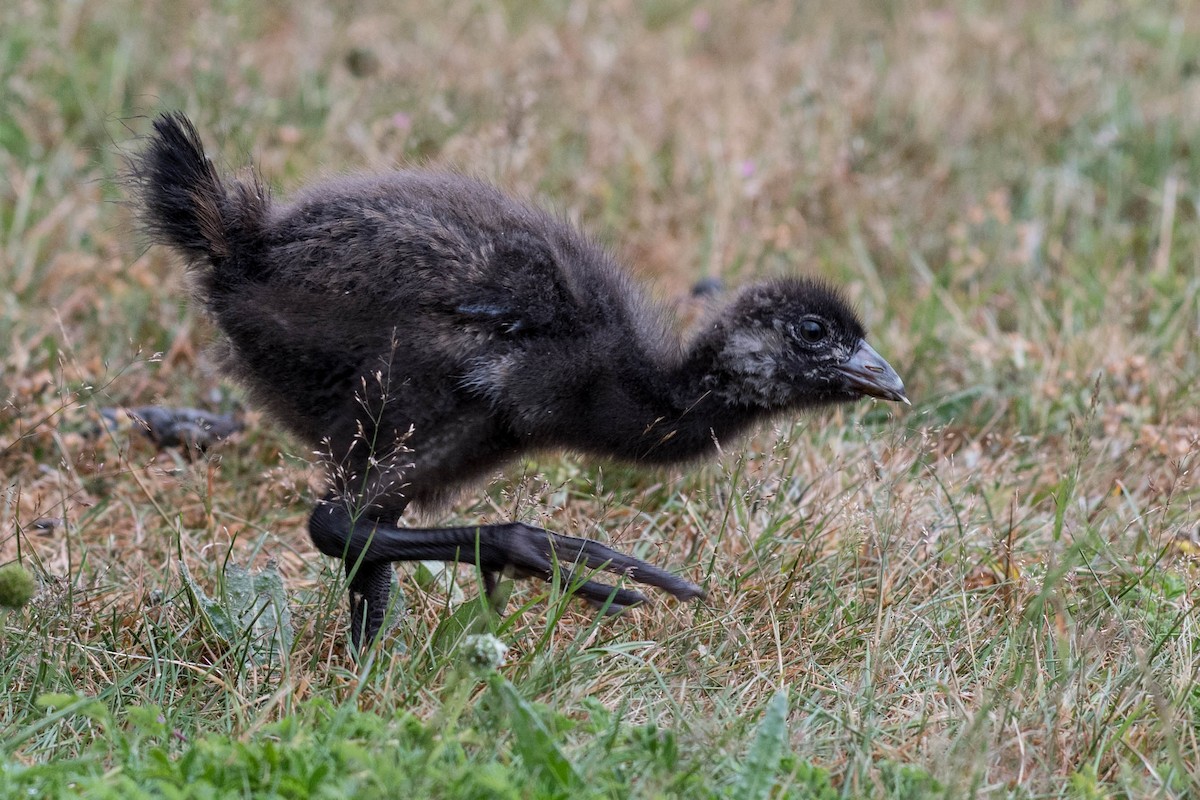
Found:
493,522 -> 706,610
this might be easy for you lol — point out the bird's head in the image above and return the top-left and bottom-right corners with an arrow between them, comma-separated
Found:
708,278 -> 909,409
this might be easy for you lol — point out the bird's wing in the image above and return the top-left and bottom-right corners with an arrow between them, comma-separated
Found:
446,230 -> 592,341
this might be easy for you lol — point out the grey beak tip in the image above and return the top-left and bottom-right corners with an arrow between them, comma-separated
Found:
836,340 -> 909,405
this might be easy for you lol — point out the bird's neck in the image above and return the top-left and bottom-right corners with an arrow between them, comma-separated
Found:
616,330 -> 770,465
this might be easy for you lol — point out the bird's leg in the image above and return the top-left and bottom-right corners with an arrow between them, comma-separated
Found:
345,559 -> 394,653
481,567 -> 517,615
482,569 -> 499,598
310,498 -> 401,652
308,499 -> 705,649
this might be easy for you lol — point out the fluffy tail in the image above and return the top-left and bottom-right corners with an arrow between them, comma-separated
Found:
128,112 -> 269,292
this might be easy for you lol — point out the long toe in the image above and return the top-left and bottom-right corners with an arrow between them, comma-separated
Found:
565,575 -> 647,609
661,578 -> 706,602
587,600 -> 630,615
546,531 -> 705,601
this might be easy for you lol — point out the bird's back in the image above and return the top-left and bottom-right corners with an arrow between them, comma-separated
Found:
203,170 -> 677,459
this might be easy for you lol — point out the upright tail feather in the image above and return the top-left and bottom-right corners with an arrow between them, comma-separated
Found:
127,112 -> 269,292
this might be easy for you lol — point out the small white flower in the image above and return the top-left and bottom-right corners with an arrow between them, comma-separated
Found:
461,633 -> 508,673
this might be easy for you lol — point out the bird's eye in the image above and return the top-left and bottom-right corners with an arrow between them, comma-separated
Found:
797,319 -> 827,344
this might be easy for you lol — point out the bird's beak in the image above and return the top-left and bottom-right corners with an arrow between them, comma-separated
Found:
835,340 -> 910,405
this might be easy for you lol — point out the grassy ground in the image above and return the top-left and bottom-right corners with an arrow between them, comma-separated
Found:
2,0 -> 1199,796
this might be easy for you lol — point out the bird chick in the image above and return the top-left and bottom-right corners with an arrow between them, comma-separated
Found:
129,113 -> 908,651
